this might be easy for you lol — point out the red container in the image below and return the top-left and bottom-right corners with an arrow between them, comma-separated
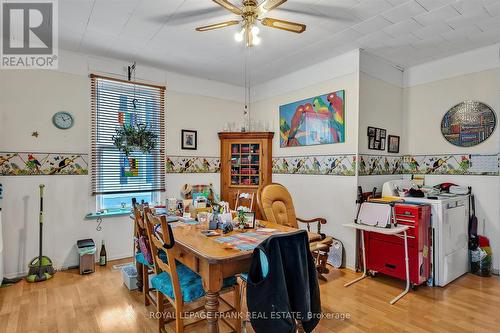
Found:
363,203 -> 431,286
240,168 -> 257,175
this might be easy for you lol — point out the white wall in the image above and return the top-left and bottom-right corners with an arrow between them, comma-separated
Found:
358,73 -> 404,155
403,67 -> 500,271
403,68 -> 500,155
0,52 -> 243,277
358,53 -> 405,202
250,50 -> 360,269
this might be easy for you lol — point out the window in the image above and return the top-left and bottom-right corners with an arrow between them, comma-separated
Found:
90,74 -> 165,209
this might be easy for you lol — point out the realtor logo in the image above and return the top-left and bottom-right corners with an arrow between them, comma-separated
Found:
1,0 -> 58,69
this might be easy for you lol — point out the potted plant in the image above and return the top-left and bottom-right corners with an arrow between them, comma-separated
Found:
113,123 -> 157,156
236,206 -> 250,229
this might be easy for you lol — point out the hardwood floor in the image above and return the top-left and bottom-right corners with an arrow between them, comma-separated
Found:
1,258 -> 499,333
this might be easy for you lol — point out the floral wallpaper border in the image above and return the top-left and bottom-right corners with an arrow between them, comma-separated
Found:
273,154 -> 357,176
166,156 -> 220,173
0,152 -> 88,176
359,154 -> 499,176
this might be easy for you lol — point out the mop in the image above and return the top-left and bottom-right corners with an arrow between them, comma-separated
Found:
27,185 -> 55,282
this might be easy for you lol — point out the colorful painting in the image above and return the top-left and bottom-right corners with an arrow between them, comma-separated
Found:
121,157 -> 139,177
0,152 -> 88,176
280,90 -> 345,147
441,101 -> 496,147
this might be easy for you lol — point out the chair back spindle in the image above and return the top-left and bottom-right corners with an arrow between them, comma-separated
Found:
145,212 -> 183,305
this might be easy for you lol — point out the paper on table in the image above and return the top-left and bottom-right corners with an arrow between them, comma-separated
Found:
256,228 -> 277,233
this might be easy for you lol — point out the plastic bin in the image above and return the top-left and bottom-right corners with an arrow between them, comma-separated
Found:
77,239 -> 96,275
121,264 -> 138,290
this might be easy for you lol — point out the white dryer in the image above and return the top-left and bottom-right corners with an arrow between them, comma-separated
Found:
403,195 -> 469,287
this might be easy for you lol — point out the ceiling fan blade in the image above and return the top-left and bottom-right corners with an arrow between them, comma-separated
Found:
151,7 -> 224,25
195,20 -> 240,32
276,7 -> 355,21
257,0 -> 287,15
261,17 -> 306,33
212,0 -> 242,15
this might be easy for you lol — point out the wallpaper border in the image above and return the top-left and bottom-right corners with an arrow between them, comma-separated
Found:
166,156 -> 220,174
359,153 -> 499,176
272,154 -> 356,176
0,152 -> 88,176
2,152 -> 497,177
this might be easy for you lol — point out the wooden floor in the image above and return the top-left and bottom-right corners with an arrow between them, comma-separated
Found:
1,258 -> 499,333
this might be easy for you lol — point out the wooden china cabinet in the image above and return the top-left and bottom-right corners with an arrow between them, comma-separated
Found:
218,132 -> 274,217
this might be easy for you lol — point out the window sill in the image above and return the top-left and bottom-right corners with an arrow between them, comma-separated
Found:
85,209 -> 131,220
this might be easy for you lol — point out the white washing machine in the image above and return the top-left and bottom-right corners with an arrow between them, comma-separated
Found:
403,195 -> 469,287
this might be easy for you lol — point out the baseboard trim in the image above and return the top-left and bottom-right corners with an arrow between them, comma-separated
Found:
3,253 -> 134,279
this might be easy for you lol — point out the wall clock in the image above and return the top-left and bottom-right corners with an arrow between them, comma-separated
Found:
52,111 -> 74,130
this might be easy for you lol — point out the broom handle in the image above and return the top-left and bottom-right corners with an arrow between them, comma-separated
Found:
39,185 -> 44,268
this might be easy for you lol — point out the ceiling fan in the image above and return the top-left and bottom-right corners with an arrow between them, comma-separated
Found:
195,0 -> 306,47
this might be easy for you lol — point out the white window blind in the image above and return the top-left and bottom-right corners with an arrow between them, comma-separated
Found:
90,74 -> 165,195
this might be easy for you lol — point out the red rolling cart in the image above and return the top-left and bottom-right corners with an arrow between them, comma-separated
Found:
364,203 -> 431,287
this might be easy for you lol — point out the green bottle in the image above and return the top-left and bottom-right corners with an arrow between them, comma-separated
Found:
99,240 -> 107,266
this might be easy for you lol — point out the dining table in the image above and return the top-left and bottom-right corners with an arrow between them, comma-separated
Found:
160,219 -> 322,333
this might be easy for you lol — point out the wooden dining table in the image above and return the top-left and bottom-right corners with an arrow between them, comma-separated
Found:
165,220 -> 322,333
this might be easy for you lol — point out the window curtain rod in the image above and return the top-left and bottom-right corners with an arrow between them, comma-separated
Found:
89,73 -> 166,91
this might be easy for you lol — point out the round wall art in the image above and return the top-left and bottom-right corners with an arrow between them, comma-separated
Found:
441,101 -> 496,147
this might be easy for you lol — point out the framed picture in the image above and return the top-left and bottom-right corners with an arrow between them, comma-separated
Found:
441,101 -> 496,147
279,90 -> 345,147
181,130 -> 197,150
367,126 -> 387,151
388,135 -> 400,153
243,212 -> 255,229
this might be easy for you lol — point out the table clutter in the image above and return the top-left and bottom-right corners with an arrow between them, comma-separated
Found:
215,229 -> 280,251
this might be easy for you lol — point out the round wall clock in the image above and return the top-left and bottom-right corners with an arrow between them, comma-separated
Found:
52,111 -> 74,130
441,101 -> 496,147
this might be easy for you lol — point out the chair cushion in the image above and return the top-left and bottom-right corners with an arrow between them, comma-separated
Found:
259,184 -> 298,228
320,236 -> 334,245
152,264 -> 206,302
135,252 -> 150,266
239,249 -> 268,283
222,276 -> 237,288
151,265 -> 237,303
135,249 -> 168,267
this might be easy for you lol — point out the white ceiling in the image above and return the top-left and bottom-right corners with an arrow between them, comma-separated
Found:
61,0 -> 500,86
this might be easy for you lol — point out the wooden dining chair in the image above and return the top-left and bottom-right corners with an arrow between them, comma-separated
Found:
131,199 -> 157,307
234,191 -> 254,211
256,183 -> 333,281
145,213 -> 242,333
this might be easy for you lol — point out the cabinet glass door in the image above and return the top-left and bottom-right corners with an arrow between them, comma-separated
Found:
230,143 -> 260,186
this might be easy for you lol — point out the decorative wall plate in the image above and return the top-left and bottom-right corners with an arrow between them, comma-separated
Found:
441,101 -> 496,147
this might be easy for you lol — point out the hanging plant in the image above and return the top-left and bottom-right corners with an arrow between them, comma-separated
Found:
113,123 -> 157,156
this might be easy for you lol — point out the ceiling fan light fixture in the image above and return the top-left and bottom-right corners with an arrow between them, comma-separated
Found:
197,0 -> 306,47
251,25 -> 260,35
234,29 -> 244,42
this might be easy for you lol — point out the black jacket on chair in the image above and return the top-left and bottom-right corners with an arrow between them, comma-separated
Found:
246,230 -> 321,333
